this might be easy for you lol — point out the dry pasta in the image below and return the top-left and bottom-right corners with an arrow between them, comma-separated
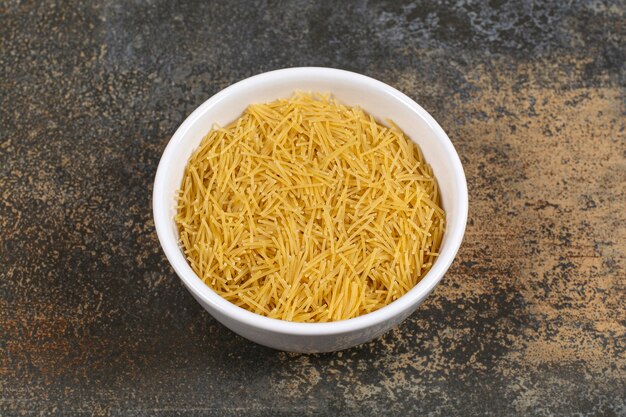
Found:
175,93 -> 445,322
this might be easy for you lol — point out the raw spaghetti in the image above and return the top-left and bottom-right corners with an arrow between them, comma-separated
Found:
175,93 -> 445,322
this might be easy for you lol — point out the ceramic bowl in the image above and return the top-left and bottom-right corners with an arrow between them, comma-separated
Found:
153,67 -> 468,352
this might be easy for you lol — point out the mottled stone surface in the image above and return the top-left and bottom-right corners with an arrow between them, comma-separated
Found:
1,0 -> 625,415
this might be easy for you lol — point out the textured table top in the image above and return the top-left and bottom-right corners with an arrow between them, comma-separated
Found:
1,1 -> 625,416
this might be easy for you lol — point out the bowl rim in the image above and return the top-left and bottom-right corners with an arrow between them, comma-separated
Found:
153,67 -> 468,336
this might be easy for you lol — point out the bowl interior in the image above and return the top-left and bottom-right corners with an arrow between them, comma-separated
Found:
154,68 -> 467,329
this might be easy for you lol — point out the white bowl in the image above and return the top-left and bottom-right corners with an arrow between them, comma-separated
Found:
153,67 -> 468,353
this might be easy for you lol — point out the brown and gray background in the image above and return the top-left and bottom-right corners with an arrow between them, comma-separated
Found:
1,0 -> 625,416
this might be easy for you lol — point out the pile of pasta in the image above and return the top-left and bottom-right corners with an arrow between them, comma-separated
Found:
175,93 -> 445,322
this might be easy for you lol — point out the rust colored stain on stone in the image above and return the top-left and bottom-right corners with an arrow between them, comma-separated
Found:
1,0 -> 625,416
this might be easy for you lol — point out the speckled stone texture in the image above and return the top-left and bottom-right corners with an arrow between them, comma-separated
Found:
1,0 -> 625,416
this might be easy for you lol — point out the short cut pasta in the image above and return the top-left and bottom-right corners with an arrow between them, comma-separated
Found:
175,93 -> 445,322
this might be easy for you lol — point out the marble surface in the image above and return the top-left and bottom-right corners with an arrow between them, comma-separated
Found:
1,1 -> 624,416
